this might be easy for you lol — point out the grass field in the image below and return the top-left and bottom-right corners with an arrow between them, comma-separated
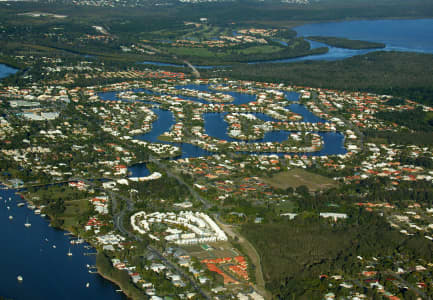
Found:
261,168 -> 337,191
182,242 -> 239,261
61,199 -> 91,228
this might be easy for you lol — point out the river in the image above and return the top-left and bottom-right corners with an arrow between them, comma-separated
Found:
139,19 -> 433,67
250,19 -> 433,64
0,64 -> 126,300
294,19 -> 433,54
0,187 -> 126,300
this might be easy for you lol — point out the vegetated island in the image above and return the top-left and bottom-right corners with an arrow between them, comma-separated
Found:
307,36 -> 386,50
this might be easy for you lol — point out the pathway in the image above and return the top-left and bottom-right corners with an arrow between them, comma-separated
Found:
215,217 -> 271,300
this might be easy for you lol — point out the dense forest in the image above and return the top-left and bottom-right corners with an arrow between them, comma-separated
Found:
364,130 -> 433,146
242,213 -> 433,299
375,107 -> 433,132
219,51 -> 433,106
307,36 -> 385,50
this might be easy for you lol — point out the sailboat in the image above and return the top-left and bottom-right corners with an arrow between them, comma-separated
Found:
24,216 -> 31,228
67,248 -> 72,256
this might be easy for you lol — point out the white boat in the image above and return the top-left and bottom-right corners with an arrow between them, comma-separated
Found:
7,206 -> 10,210
75,236 -> 84,244
34,209 -> 41,215
24,217 -> 31,228
9,215 -> 13,220
52,245 -> 56,249
17,275 -> 23,282
67,248 -> 72,256
17,203 -> 25,207
86,282 -> 90,288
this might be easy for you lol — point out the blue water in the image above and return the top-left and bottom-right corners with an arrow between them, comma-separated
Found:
140,20 -> 433,66
0,66 -> 125,300
0,187 -> 126,300
177,84 -> 257,105
136,108 -> 175,143
295,19 -> 433,54
0,64 -> 18,79
204,112 -> 291,143
133,86 -> 343,155
284,91 -> 300,101
128,164 -> 151,177
261,18 -> 433,63
98,85 -> 346,175
99,86 -> 341,155
286,103 -> 328,123
134,108 -> 214,159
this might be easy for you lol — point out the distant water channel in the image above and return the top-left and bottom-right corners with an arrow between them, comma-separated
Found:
295,19 -> 433,54
139,19 -> 433,67
252,19 -> 433,64
0,64 -> 18,78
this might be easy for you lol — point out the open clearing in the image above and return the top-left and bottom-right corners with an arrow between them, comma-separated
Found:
261,168 -> 337,191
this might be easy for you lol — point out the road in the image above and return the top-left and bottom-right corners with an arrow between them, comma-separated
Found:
214,216 -> 271,300
76,177 -> 210,299
139,44 -> 200,78
70,177 -> 209,297
383,271 -> 430,300
145,158 -> 271,298
148,155 -> 212,209
182,60 -> 200,78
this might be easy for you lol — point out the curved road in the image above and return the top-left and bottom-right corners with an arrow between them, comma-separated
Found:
74,178 -> 210,299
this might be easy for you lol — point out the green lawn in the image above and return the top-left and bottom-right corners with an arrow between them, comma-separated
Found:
238,45 -> 283,55
61,199 -> 91,228
261,168 -> 337,191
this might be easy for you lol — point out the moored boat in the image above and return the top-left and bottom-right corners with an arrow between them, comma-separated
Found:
24,217 -> 31,228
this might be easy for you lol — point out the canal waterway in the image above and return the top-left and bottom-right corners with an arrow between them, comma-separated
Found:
99,85 -> 346,163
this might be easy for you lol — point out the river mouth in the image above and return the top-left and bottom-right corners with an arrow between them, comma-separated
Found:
138,19 -> 433,68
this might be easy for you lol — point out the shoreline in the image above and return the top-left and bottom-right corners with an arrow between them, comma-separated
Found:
286,17 -> 433,30
1,180 -> 133,300
96,268 -> 134,300
0,60 -> 21,71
